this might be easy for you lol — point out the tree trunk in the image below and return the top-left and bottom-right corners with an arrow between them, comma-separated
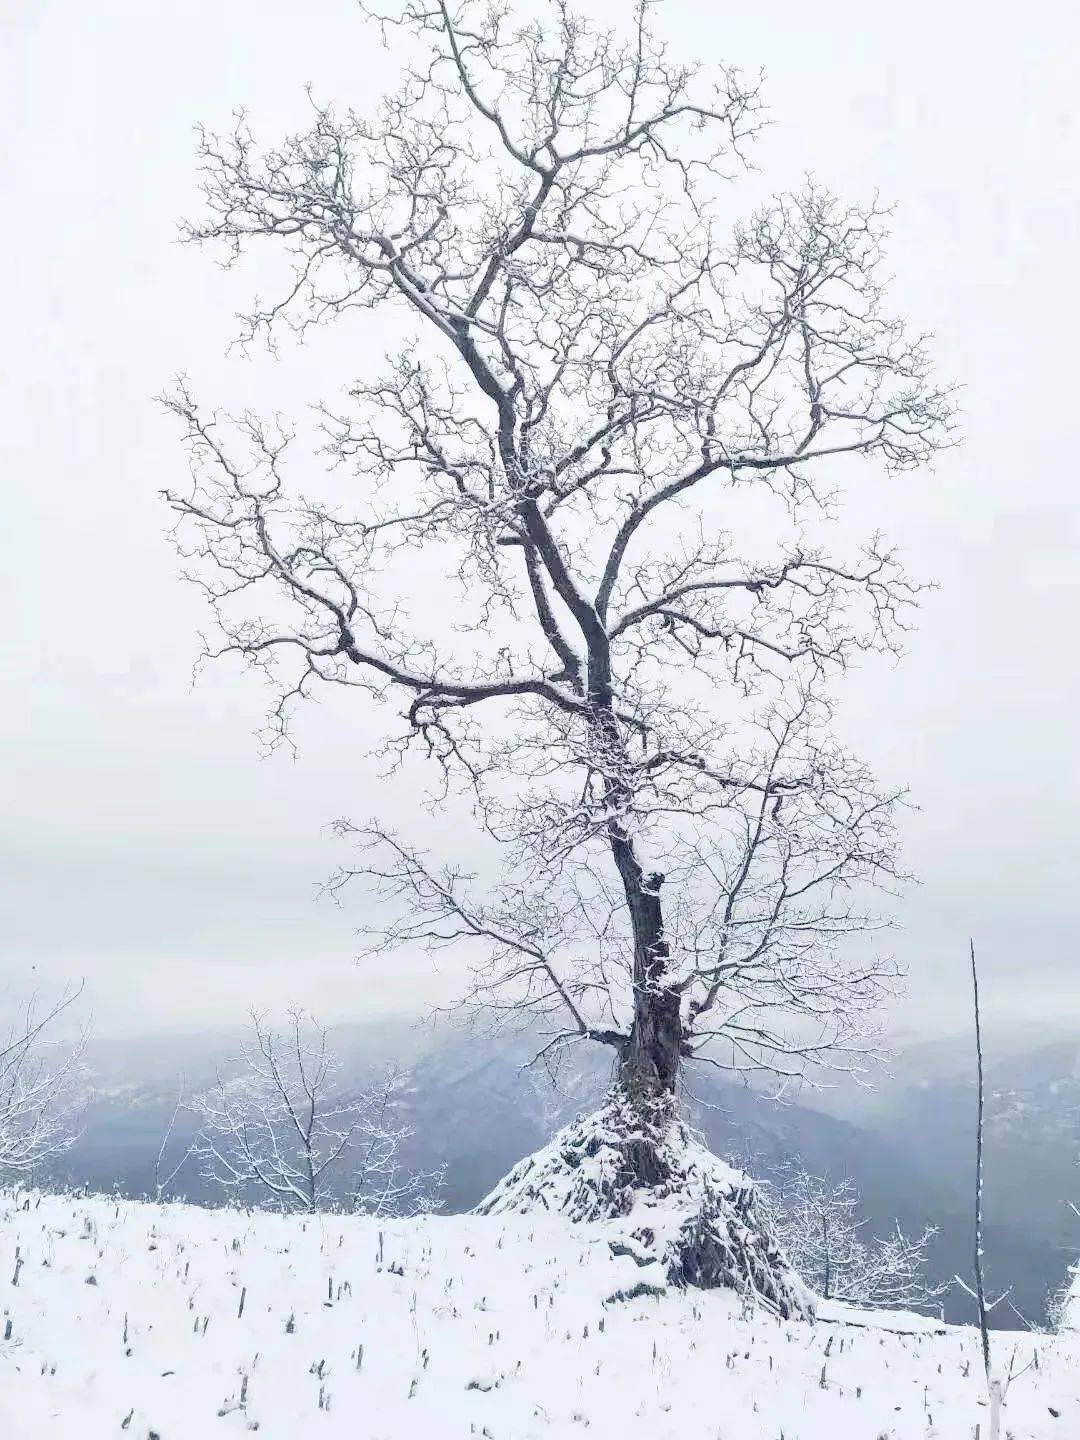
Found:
480,752 -> 807,1313
587,672 -> 684,1126
608,825 -> 682,1122
619,881 -> 682,1107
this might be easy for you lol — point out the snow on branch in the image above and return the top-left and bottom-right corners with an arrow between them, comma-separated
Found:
167,0 -> 953,1096
190,1009 -> 443,1216
0,984 -> 86,1180
764,1162 -> 945,1313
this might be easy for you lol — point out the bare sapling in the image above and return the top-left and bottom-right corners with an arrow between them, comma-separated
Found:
191,1010 -> 439,1216
153,1084 -> 196,1202
764,1162 -> 945,1312
968,938 -> 1002,1439
350,1066 -> 444,1218
0,985 -> 87,1183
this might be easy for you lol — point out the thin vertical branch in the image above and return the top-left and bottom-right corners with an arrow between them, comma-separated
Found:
153,1082 -> 194,1201
970,937 -> 992,1383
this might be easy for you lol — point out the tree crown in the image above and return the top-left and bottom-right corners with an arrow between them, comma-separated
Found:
165,0 -> 953,1084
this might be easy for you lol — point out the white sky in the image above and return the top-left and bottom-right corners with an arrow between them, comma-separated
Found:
3,0 -> 1079,1039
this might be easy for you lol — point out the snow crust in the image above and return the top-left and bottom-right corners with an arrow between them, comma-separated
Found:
3,1186 -> 1078,1439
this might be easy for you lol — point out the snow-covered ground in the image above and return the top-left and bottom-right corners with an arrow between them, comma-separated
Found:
1,1188 -> 1076,1438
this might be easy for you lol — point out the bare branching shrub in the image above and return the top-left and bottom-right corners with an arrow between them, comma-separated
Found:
153,1085 -> 196,1202
0,986 -> 86,1180
350,1066 -> 445,1218
765,1163 -> 944,1311
191,1010 -> 440,1215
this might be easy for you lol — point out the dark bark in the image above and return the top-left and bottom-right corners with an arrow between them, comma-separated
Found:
609,851 -> 682,1110
581,688 -> 684,1111
617,869 -> 682,1106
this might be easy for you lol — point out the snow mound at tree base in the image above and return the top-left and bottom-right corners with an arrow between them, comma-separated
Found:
475,1090 -> 813,1317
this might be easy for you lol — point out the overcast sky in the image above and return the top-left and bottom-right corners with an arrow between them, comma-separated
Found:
3,0 -> 1078,1042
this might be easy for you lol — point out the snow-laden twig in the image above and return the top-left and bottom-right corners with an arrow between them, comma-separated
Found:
764,1163 -> 945,1313
0,984 -> 87,1179
191,1010 -> 443,1216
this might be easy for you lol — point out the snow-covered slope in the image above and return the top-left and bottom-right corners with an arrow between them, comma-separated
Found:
1,1188 -> 1076,1438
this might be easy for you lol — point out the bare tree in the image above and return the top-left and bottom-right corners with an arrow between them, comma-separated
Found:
152,1083 -> 196,1202
764,1163 -> 943,1312
0,986 -> 86,1181
165,0 -> 952,1229
350,1065 -> 445,1217
967,937 -> 1005,1437
192,1010 -> 436,1215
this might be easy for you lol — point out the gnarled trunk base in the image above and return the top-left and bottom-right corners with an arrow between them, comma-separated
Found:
475,1087 -> 812,1318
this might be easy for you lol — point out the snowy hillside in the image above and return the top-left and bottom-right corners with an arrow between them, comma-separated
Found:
56,1025 -> 1080,1328
1,1189 -> 1076,1439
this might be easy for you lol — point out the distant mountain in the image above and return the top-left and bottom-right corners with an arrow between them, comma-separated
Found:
44,1021 -> 1080,1329
810,1034 -> 1080,1329
55,1021 -> 908,1217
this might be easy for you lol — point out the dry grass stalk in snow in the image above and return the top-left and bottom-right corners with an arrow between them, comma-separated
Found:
2,1188 -> 1077,1440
